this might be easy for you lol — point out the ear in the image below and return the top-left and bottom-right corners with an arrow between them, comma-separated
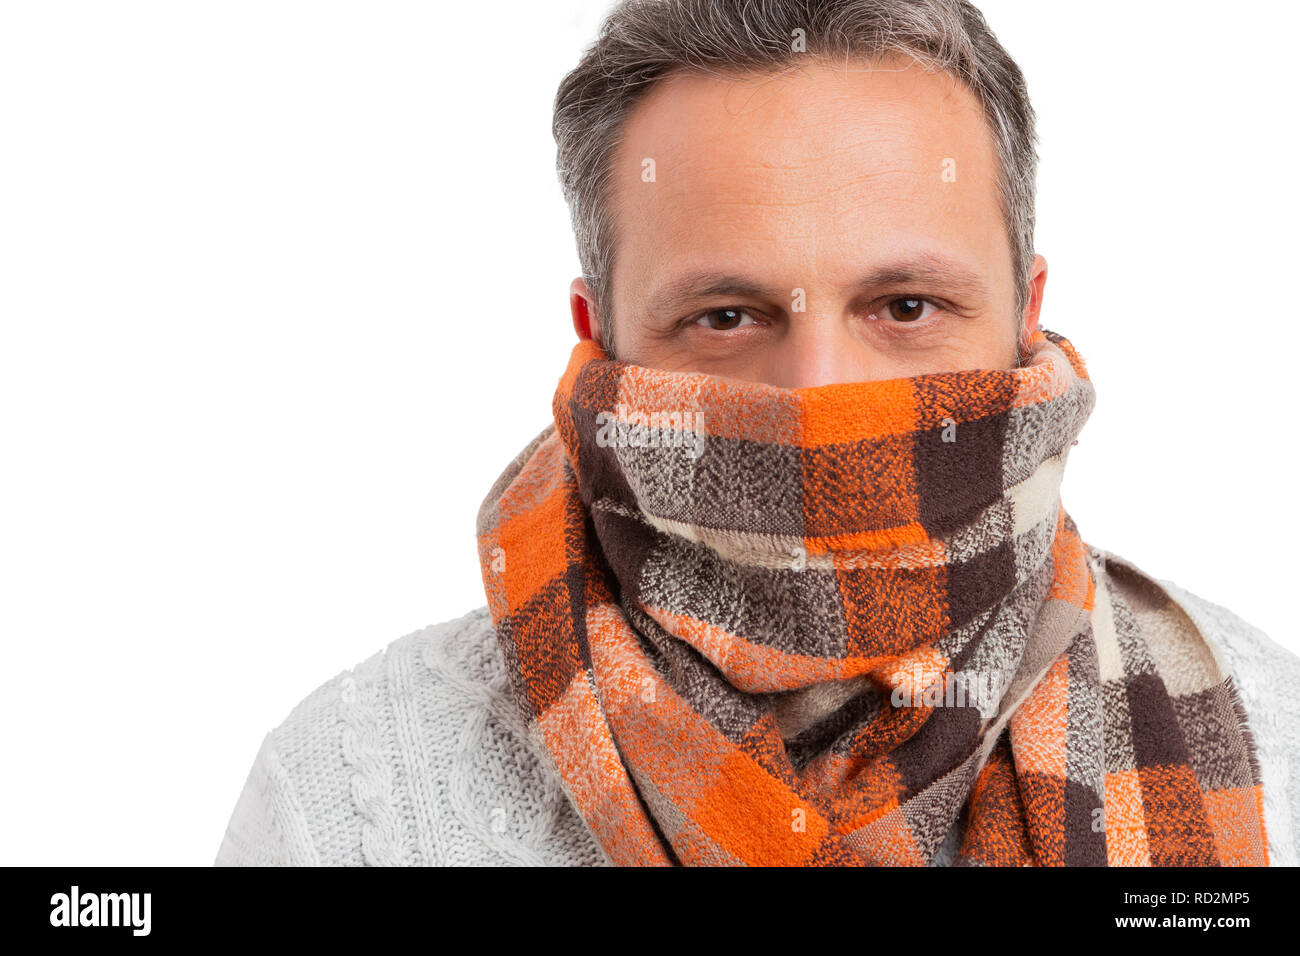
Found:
1011,255 -> 1048,367
569,278 -> 606,346
1021,254 -> 1047,342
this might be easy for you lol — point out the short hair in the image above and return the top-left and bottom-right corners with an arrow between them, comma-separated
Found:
553,0 -> 1039,358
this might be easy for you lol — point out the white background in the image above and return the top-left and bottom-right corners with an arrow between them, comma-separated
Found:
2,0 -> 1295,866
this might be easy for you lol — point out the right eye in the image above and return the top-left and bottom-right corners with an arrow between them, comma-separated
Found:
694,308 -> 758,331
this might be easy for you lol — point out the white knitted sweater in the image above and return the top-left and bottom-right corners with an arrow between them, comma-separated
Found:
214,554 -> 1300,866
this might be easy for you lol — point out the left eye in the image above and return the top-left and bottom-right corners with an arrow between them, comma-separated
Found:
880,298 -> 936,322
695,308 -> 758,331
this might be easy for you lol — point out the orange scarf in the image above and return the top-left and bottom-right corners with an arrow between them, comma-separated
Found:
476,328 -> 1268,865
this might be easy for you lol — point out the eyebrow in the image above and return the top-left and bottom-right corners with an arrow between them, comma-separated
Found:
855,253 -> 990,298
647,253 -> 989,315
648,271 -> 779,315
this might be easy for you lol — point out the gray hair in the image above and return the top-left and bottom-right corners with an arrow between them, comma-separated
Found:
553,0 -> 1039,359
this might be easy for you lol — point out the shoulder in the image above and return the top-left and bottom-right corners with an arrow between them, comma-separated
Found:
214,606 -> 609,866
1092,547 -> 1300,866
1093,546 -> 1300,687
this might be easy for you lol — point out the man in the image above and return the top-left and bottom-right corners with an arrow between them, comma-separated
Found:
215,0 -> 1299,866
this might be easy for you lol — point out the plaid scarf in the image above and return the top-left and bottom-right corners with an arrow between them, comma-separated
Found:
475,328 -> 1268,866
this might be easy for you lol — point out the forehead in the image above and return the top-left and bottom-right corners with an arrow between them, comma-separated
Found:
608,57 -> 1005,286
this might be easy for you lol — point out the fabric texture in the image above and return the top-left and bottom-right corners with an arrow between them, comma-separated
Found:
474,328 -> 1269,866
214,606 -> 610,867
211,581 -> 1300,867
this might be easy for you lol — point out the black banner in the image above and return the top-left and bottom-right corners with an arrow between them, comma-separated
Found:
6,865 -> 1280,943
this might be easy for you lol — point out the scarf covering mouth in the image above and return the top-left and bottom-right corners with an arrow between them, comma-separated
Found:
475,327 -> 1268,866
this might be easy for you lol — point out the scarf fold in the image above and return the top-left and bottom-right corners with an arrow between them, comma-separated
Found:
475,327 -> 1268,866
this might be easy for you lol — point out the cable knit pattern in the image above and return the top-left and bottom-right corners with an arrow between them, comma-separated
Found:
215,565 -> 1299,866
337,660 -> 402,867
216,606 -> 609,866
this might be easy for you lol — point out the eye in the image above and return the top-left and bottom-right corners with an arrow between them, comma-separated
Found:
877,297 -> 938,323
694,308 -> 758,331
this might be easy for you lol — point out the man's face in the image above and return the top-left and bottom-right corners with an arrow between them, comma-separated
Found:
572,56 -> 1044,386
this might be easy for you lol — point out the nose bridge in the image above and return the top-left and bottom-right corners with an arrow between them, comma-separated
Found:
773,295 -> 866,388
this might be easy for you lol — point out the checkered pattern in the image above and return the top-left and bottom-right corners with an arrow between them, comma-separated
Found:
475,328 -> 1268,866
